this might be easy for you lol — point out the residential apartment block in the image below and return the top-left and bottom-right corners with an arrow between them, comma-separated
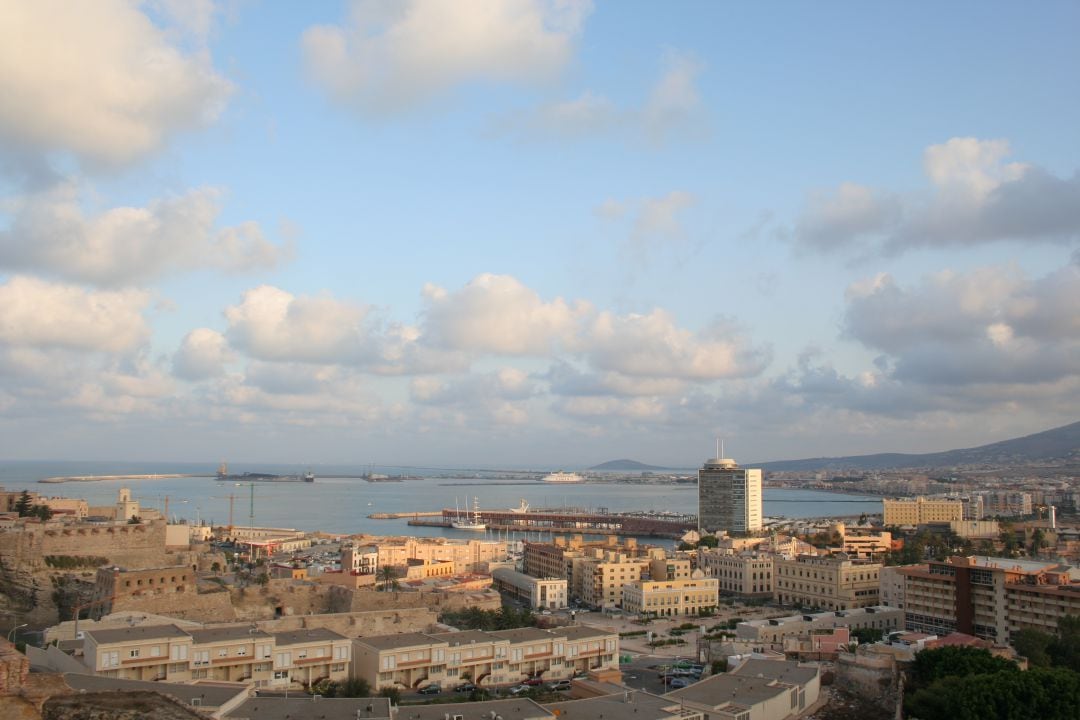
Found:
774,554 -> 881,611
697,549 -> 774,597
82,623 -> 350,688
376,537 -> 506,572
898,555 -> 1080,645
352,625 -> 618,691
882,497 -> 964,526
621,573 -> 719,618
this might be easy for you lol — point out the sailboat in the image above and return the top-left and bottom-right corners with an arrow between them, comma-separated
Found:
452,496 -> 487,531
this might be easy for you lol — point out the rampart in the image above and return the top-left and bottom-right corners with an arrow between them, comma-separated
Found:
0,520 -> 173,571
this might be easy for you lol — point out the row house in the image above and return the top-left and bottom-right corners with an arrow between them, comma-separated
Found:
352,625 -> 618,691
82,623 -> 350,689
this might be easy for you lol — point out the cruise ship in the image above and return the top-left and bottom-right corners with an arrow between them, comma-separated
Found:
541,471 -> 583,483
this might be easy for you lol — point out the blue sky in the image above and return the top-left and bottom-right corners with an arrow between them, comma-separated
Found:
1,1 -> 1078,467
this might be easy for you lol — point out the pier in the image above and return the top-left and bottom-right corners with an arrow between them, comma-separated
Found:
402,507 -> 696,539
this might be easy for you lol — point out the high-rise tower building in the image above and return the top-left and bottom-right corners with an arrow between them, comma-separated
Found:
698,456 -> 762,534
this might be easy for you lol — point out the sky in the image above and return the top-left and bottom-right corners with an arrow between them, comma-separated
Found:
0,0 -> 1078,468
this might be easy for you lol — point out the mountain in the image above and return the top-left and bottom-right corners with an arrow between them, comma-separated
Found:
589,459 -> 678,472
755,420 -> 1080,472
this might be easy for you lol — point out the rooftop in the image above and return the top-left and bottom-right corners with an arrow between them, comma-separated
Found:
546,690 -> 683,719
225,696 -> 392,720
85,624 -> 191,644
354,632 -> 444,651
273,628 -> 348,646
189,625 -> 273,644
64,673 -> 247,709
489,627 -> 558,643
428,629 -> 503,647
392,698 -> 553,720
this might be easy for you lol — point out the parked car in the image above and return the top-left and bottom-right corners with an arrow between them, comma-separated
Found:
547,680 -> 572,691
453,682 -> 477,693
669,678 -> 690,689
508,685 -> 531,696
523,677 -> 545,686
417,684 -> 441,695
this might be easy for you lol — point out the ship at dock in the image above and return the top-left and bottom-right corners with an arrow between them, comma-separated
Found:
216,462 -> 315,483
541,471 -> 583,483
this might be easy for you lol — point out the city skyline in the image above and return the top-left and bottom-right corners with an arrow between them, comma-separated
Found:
1,1 -> 1079,466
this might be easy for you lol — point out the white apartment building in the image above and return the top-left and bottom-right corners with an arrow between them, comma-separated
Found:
491,567 -> 568,610
621,573 -> 719,618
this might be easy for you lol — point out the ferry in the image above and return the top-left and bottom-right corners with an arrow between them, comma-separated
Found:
541,471 -> 583,483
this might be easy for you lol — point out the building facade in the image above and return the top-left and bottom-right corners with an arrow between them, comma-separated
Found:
899,555 -> 1080,645
621,573 -> 719,617
352,625 -> 618,691
774,554 -> 881,611
698,550 -> 774,597
882,497 -> 964,526
491,567 -> 568,610
697,457 -> 762,535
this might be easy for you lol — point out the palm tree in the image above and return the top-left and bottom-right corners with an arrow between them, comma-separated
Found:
379,566 -> 399,592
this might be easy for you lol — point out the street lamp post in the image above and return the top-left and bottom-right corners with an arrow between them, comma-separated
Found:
8,623 -> 27,643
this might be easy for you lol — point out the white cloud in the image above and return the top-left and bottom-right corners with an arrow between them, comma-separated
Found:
496,50 -> 707,144
0,0 -> 231,166
173,328 -> 233,380
584,311 -> 770,380
0,276 -> 149,353
302,0 -> 591,113
0,184 -> 287,286
421,273 -> 590,355
643,51 -> 706,144
795,137 -> 1080,254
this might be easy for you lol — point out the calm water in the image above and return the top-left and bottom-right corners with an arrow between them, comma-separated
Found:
0,461 -> 882,537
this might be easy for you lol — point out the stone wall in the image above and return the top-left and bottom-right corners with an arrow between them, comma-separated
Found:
108,588 -> 237,624
249,607 -> 438,638
0,520 -> 172,571
835,648 -> 899,713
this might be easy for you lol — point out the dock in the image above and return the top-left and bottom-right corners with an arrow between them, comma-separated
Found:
403,507 -> 695,539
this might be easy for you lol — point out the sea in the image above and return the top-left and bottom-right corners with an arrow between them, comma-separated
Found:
0,461 -> 883,545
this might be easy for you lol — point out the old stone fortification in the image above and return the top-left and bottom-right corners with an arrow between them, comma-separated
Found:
106,587 -> 237,623
0,520 -> 194,628
0,521 -> 174,571
835,648 -> 900,713
332,587 -> 502,614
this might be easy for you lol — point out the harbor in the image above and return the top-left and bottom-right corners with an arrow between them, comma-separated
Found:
401,504 -> 697,539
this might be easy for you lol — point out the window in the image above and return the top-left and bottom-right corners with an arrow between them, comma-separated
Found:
129,649 -> 140,659
218,648 -> 228,657
274,670 -> 289,680
150,646 -> 161,657
237,647 -> 247,656
170,645 -> 188,661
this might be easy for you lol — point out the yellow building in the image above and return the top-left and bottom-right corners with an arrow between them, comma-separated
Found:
882,497 -> 963,526
575,549 -> 649,610
774,554 -> 881,611
621,572 -> 719,617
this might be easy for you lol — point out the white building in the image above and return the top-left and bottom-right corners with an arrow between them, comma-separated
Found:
491,567 -> 567,610
698,457 -> 762,535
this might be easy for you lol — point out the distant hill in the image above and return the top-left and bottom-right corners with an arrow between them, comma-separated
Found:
756,420 -> 1080,472
589,459 -> 677,472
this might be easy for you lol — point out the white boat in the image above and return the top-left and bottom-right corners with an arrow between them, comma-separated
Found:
510,498 -> 530,513
542,471 -> 583,483
452,496 -> 487,531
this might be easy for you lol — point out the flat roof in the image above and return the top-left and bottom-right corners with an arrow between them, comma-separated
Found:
189,625 -> 273,644
354,632 -> 443,651
550,625 -> 613,641
489,627 -> 556,643
730,658 -> 819,685
546,690 -> 682,719
84,624 -> 191,644
273,628 -> 348,646
63,673 -> 247,708
664,673 -> 788,707
427,629 -> 504,647
393,698 -> 554,720
226,696 -> 392,720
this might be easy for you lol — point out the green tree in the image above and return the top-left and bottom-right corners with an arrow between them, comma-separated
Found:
14,491 -> 32,517
379,686 -> 401,704
128,515 -> 142,524
1048,615 -> 1080,672
850,627 -> 883,645
1012,628 -> 1054,667
697,535 -> 719,548
33,504 -> 52,521
905,667 -> 1080,720
908,646 -> 1018,692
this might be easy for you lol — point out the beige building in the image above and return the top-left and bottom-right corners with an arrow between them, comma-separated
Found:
698,549 -> 774,597
882,497 -> 964,526
774,554 -> 881,611
899,555 -> 1080,645
575,549 -> 649,609
82,623 -> 350,689
838,525 -> 892,559
376,537 -> 506,572
666,659 -> 820,720
341,544 -> 378,575
736,605 -> 903,645
491,567 -> 567,610
878,565 -> 907,609
353,625 -> 618,691
621,572 -> 719,618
